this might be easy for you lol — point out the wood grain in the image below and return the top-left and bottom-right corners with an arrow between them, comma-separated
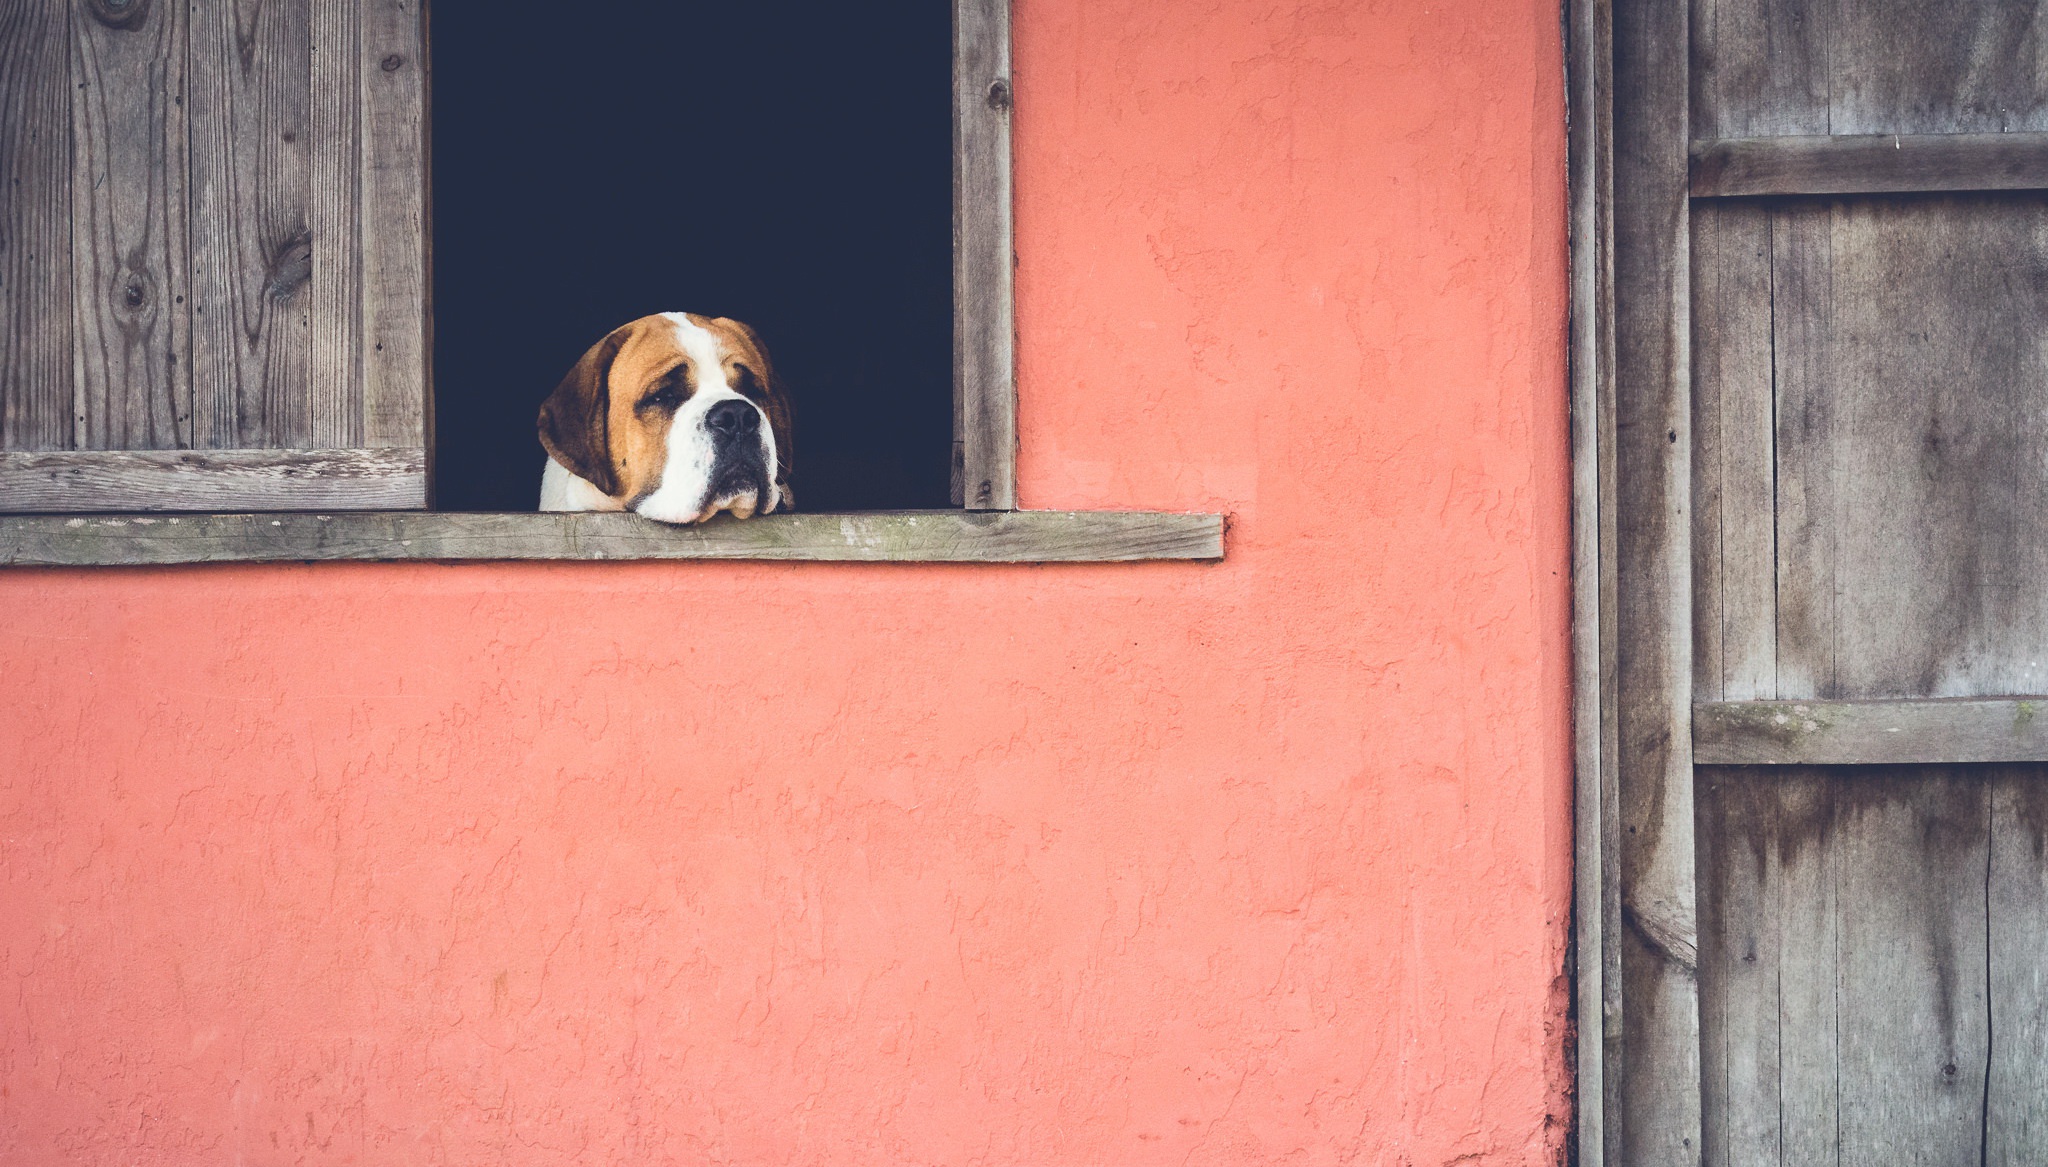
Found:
1760,199 -> 1832,701
1832,773 -> 1990,1165
1691,0 -> 1826,139
1613,0 -> 1702,1159
1697,699 -> 2048,766
0,0 -> 73,452
1692,0 -> 2048,138
188,0 -> 313,448
1772,196 -> 2048,700
1696,769 -> 1837,1167
358,0 -> 428,454
0,509 -> 1226,566
1692,133 -> 2048,198
1988,779 -> 2048,1164
1689,201 -> 1775,703
310,0 -> 363,448
952,0 -> 1015,510
1700,767 -> 2048,1164
0,447 -> 426,512
1568,0 -> 1621,1159
69,0 -> 190,451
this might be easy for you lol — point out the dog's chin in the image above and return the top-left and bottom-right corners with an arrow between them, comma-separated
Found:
633,469 -> 778,525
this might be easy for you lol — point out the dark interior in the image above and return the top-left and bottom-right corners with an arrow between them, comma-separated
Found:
431,1 -> 954,512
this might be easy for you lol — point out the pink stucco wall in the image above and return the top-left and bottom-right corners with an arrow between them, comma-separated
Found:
0,0 -> 1571,1162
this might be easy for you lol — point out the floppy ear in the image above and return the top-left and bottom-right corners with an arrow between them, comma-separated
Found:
537,328 -> 629,498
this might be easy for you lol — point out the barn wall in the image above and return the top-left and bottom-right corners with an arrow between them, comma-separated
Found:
0,0 -> 1571,1162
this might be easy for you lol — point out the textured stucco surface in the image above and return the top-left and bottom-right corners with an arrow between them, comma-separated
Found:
0,0 -> 1571,1162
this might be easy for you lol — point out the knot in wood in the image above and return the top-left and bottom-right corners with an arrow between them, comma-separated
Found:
381,54 -> 405,73
85,0 -> 150,31
985,78 -> 1011,112
265,231 -> 314,301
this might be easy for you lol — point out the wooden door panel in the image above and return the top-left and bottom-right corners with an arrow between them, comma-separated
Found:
1693,194 -> 2048,702
1697,766 -> 2048,1167
1695,0 -> 2048,139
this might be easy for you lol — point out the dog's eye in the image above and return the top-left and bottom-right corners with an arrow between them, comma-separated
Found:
732,365 -> 763,398
641,378 -> 684,411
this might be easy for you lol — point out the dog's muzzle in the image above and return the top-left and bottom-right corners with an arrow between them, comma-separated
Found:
705,399 -> 770,500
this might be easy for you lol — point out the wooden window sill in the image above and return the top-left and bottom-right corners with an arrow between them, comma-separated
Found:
0,510 -> 1225,567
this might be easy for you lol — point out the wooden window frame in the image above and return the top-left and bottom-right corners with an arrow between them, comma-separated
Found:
0,0 -> 1223,567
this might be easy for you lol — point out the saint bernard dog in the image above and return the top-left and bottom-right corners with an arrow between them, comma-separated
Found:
538,312 -> 793,523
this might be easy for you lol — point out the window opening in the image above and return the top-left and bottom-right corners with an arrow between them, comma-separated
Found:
431,0 -> 956,512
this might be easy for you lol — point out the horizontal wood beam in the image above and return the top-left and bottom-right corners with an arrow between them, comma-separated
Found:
0,448 -> 428,511
0,509 -> 1225,566
1690,132 -> 2048,198
1695,698 -> 2048,765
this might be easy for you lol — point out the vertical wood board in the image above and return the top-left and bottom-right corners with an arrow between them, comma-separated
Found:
1614,0 -> 1702,1159
0,0 -> 74,452
68,0 -> 191,451
952,0 -> 1015,510
1569,0 -> 1622,1161
188,0 -> 314,449
358,0 -> 428,453
1989,779 -> 2048,1165
1690,201 -> 1776,703
310,0 -> 365,448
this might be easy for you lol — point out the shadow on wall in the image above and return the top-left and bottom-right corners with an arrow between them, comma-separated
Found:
431,0 -> 955,512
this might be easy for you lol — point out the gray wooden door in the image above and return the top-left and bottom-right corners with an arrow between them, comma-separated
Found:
0,0 -> 428,511
1590,1 -> 2048,1163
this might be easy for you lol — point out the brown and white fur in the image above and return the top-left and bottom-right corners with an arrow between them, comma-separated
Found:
538,312 -> 794,523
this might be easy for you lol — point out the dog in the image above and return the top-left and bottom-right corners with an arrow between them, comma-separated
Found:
538,312 -> 793,523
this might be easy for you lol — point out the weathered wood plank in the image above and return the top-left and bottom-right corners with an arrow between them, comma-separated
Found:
358,0 -> 428,453
69,0 -> 190,451
1773,196 -> 2048,699
1693,0 -> 2048,138
1765,199 -> 1833,701
1697,769 -> 1836,1167
1761,773 -> 1839,1167
1701,768 -> 2000,1166
188,0 -> 313,448
0,0 -> 73,452
1989,775 -> 2048,1165
0,509 -> 1226,566
1613,0 -> 1702,1158
1690,0 -> 1827,140
1568,0 -> 1621,1160
953,0 -> 1015,510
1828,1 -> 2048,136
309,0 -> 363,448
1698,699 -> 2048,766
1690,202 -> 1775,703
1832,772 -> 1989,1166
1692,133 -> 2048,198
0,448 -> 426,512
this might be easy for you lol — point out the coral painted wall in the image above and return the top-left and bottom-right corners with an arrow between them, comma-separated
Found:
0,0 -> 1570,1162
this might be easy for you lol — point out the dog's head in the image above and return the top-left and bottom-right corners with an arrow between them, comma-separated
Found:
538,312 -> 793,522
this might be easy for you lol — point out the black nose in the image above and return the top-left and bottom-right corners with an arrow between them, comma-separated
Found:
705,398 -> 759,439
